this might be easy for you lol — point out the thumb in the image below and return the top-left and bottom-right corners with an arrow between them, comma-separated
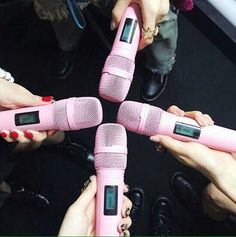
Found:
111,0 -> 132,30
72,175 -> 97,212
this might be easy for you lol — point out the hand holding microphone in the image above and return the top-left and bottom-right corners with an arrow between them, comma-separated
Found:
99,3 -> 142,103
94,123 -> 129,236
117,101 -> 236,153
59,176 -> 132,236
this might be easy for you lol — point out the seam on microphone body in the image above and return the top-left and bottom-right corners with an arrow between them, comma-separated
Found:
138,104 -> 150,134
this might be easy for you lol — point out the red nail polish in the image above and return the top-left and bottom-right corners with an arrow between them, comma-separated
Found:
0,132 -> 7,138
42,96 -> 53,102
24,131 -> 33,139
10,131 -> 18,139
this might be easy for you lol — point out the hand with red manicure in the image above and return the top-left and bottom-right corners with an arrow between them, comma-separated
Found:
0,78 -> 56,145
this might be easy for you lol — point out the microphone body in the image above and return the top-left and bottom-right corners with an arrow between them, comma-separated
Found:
99,3 -> 142,102
117,101 -> 236,153
0,97 -> 103,131
95,124 -> 127,236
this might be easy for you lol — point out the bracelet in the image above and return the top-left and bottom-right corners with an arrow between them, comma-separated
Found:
0,67 -> 14,82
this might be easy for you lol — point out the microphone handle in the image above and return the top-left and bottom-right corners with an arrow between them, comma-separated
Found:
96,169 -> 124,236
158,111 -> 236,153
111,3 -> 142,60
0,103 -> 56,131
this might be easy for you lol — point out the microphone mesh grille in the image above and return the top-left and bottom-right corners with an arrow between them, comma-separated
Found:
105,55 -> 135,73
99,55 -> 135,102
95,124 -> 127,169
117,101 -> 162,136
99,74 -> 131,102
53,99 -> 70,130
73,97 -> 102,129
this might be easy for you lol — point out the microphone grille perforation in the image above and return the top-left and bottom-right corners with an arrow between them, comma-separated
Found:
105,55 -> 135,74
95,124 -> 127,169
117,101 -> 162,136
73,97 -> 103,129
53,99 -> 70,130
99,55 -> 135,102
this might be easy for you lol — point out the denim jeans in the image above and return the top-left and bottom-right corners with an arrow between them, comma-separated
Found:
144,6 -> 178,75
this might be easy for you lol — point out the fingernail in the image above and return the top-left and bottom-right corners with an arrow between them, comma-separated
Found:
10,131 -> 18,139
125,208 -> 130,217
110,21 -> 116,30
121,223 -> 128,231
125,184 -> 129,191
0,132 -> 7,138
42,96 -> 53,102
150,136 -> 160,142
81,178 -> 91,193
24,131 -> 33,139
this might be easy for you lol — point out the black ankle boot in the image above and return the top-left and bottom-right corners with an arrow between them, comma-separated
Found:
52,48 -> 75,80
127,187 -> 144,235
170,172 -> 203,217
151,197 -> 173,236
141,68 -> 168,102
57,133 -> 95,173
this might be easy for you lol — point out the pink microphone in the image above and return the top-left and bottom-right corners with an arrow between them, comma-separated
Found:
117,101 -> 236,153
99,3 -> 142,103
94,123 -> 127,236
0,97 -> 103,131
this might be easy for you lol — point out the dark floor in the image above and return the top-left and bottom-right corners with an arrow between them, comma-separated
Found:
0,2 -> 236,236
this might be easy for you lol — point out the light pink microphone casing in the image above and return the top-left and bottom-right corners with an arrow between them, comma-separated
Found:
95,123 -> 127,236
99,3 -> 142,102
117,101 -> 236,153
0,97 -> 103,131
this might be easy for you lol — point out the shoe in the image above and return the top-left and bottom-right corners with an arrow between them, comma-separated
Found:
170,172 -> 202,217
57,133 -> 95,173
8,182 -> 50,208
141,68 -> 168,102
127,187 -> 144,235
151,197 -> 173,236
52,48 -> 75,80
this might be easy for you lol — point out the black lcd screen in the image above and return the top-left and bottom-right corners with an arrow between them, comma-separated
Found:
120,18 -> 138,44
174,122 -> 201,139
15,111 -> 40,126
104,185 -> 118,215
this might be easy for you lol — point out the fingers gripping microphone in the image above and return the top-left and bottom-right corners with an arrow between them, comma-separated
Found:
99,3 -> 142,103
0,97 -> 103,131
117,101 -> 236,153
95,123 -> 127,236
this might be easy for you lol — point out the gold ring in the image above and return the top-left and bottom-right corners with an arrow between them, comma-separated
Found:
142,25 -> 159,39
155,143 -> 166,152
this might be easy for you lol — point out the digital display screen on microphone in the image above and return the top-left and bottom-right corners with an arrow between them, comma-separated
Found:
120,18 -> 137,44
104,185 -> 118,215
15,111 -> 40,126
174,122 -> 201,139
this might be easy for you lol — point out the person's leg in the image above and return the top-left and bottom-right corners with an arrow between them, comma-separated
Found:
50,14 -> 83,80
202,183 -> 236,221
34,0 -> 83,80
142,6 -> 178,102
